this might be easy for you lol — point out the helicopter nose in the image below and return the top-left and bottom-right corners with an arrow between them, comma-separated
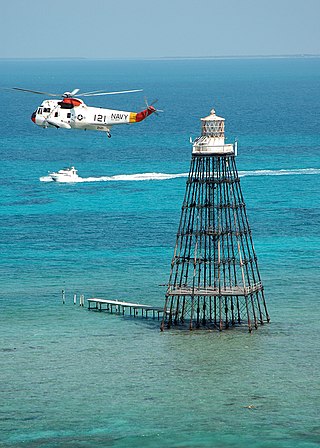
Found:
31,111 -> 36,123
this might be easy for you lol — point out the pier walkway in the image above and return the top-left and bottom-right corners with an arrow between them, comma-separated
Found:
87,298 -> 165,320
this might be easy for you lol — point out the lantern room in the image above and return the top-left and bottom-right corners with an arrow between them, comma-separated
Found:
192,108 -> 236,156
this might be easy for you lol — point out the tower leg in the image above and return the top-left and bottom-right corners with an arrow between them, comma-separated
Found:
236,296 -> 241,324
261,289 -> 271,323
249,294 -> 259,329
225,297 -> 229,329
219,296 -> 223,331
181,297 -> 186,323
230,296 -> 235,325
214,297 -> 217,327
174,296 -> 180,325
190,296 -> 195,330
160,294 -> 170,331
245,295 -> 252,332
202,299 -> 206,325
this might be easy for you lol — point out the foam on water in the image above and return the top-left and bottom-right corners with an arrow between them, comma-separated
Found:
39,168 -> 320,183
239,168 -> 320,177
39,172 -> 188,183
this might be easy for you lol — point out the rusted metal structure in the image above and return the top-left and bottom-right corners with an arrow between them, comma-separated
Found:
161,109 -> 270,331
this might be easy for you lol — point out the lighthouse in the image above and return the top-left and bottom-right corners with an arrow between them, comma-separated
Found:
161,108 -> 270,331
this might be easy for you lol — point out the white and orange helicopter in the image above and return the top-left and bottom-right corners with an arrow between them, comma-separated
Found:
13,87 -> 161,138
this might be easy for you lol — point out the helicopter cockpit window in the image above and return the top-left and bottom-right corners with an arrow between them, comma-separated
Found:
38,108 -> 43,114
43,108 -> 51,113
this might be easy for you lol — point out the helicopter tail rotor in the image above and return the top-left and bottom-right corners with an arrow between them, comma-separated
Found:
133,98 -> 163,122
144,97 -> 163,116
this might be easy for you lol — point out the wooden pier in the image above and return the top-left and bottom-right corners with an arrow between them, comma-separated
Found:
87,298 -> 165,320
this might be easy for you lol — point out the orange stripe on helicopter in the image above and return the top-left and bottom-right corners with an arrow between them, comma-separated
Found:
129,112 -> 137,123
62,98 -> 82,107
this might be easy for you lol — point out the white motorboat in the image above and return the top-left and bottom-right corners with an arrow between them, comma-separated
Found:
48,166 -> 80,182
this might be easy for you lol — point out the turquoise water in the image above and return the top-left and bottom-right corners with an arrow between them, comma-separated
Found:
0,58 -> 320,447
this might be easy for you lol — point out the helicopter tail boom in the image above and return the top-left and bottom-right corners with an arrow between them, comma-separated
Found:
130,106 -> 156,123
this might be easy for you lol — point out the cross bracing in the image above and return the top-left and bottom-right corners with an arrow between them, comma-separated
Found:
161,154 -> 270,331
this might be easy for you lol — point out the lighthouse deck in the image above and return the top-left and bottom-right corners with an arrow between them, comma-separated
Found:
167,282 -> 263,297
87,298 -> 165,320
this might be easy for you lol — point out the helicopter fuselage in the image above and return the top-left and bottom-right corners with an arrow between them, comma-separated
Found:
31,97 -> 155,136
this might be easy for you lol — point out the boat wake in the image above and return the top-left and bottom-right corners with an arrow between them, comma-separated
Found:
39,168 -> 320,183
239,168 -> 320,177
39,172 -> 188,183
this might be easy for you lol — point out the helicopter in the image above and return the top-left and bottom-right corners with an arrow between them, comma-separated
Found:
13,87 -> 161,138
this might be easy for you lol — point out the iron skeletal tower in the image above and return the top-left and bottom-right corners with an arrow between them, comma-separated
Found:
161,109 -> 270,331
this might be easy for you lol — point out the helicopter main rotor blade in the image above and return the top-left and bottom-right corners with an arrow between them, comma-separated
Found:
76,89 -> 111,96
13,87 -> 143,98
12,87 -> 62,97
78,89 -> 143,97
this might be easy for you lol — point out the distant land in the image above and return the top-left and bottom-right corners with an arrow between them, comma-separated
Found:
158,54 -> 320,60
1,54 -> 320,61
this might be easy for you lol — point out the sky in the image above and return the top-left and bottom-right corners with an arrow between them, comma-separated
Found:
1,0 -> 320,59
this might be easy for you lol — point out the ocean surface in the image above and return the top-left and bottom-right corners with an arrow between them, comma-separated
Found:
0,58 -> 319,447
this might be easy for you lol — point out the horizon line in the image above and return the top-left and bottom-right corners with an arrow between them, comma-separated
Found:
1,53 -> 320,61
